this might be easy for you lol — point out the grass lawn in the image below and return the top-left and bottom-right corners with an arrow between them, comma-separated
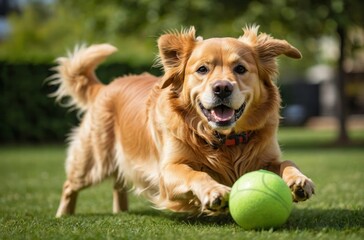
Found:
0,128 -> 363,239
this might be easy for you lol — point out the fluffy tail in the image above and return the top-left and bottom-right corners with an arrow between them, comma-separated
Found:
49,44 -> 117,111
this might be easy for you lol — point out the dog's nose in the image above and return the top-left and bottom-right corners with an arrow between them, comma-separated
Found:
212,80 -> 233,99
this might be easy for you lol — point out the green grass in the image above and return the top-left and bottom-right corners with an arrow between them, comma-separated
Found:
1,128 -> 363,239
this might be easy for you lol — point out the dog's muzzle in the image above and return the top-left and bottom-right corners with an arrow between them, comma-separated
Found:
199,80 -> 246,128
199,102 -> 246,128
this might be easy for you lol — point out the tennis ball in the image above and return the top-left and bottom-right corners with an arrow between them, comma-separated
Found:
229,170 -> 292,230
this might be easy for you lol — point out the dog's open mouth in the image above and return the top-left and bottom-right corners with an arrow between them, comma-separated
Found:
199,102 -> 246,127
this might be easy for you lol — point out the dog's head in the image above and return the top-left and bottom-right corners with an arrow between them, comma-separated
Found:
158,26 -> 301,137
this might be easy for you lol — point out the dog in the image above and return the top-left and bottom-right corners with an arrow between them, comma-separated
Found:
51,26 -> 315,217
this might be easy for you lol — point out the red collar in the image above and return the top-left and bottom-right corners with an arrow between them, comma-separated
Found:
214,131 -> 254,147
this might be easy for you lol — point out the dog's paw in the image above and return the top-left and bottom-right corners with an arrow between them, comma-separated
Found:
285,174 -> 315,202
201,185 -> 230,215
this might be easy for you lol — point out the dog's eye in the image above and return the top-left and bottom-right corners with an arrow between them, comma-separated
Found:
196,66 -> 209,75
234,65 -> 247,75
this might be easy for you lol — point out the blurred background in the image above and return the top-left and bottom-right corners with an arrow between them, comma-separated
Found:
0,0 -> 363,144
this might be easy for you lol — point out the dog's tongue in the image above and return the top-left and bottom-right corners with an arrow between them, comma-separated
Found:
211,106 -> 234,122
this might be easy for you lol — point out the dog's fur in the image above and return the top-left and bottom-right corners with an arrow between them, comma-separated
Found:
51,26 -> 315,217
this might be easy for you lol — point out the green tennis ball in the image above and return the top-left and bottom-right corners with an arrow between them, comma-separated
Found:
229,170 -> 293,230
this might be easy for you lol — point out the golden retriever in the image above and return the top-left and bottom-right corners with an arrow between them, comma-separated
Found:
51,26 -> 315,217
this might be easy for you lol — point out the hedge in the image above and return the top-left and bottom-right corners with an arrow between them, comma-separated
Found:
0,61 -> 161,143
1,61 -> 320,143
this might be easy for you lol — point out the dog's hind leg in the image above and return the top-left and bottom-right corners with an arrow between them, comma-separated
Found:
112,177 -> 128,213
55,138 -> 95,217
56,180 -> 79,217
56,121 -> 113,217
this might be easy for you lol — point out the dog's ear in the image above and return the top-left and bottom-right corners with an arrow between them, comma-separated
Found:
255,36 -> 302,60
240,25 -> 301,79
158,27 -> 197,89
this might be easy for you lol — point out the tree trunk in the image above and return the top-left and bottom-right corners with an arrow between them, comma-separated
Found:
336,26 -> 349,144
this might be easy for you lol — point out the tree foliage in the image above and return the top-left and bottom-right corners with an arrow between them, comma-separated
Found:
1,0 -> 363,143
1,0 -> 362,73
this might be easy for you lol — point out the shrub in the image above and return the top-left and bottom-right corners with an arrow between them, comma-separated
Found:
0,61 -> 161,143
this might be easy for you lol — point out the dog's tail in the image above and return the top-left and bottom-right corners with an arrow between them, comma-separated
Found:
49,44 -> 117,111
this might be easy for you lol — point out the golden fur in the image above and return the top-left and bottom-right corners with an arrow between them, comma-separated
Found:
51,26 -> 315,217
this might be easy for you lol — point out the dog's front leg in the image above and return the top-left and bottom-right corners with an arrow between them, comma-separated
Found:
269,161 -> 315,202
160,163 -> 230,215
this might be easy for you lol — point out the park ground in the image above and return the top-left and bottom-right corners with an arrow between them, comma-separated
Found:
0,127 -> 363,240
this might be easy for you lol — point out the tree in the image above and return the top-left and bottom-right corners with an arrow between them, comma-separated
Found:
295,0 -> 363,143
1,0 -> 363,143
235,0 -> 363,143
